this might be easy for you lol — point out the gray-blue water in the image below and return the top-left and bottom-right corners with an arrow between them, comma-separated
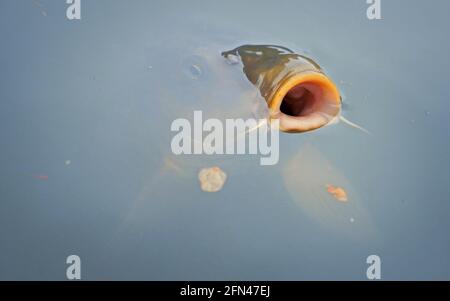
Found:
1,0 -> 449,280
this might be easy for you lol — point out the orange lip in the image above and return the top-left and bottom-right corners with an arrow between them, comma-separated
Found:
222,45 -> 341,133
269,72 -> 341,133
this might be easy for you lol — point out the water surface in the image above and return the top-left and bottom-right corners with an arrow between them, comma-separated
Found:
0,0 -> 449,280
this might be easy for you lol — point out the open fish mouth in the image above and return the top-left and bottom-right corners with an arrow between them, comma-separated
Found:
269,72 -> 341,132
223,44 -> 341,133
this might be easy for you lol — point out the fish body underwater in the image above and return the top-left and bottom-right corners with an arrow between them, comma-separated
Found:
282,144 -> 377,241
3,0 -> 449,281
120,32 -> 376,244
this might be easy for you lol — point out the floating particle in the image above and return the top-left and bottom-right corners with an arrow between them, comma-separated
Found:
65,160 -> 71,166
326,184 -> 348,202
33,174 -> 49,181
198,167 -> 227,193
350,217 -> 355,223
283,144 -> 376,239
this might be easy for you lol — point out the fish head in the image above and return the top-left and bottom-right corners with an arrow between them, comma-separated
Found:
222,44 -> 342,133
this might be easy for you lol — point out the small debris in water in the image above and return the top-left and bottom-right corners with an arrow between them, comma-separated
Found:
326,184 -> 348,202
350,217 -> 355,223
65,160 -> 71,166
198,167 -> 227,192
33,174 -> 49,181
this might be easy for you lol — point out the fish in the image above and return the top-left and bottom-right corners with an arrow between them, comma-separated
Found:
119,37 -> 273,225
222,45 -> 341,133
222,44 -> 369,134
118,32 -> 372,240
282,144 -> 377,241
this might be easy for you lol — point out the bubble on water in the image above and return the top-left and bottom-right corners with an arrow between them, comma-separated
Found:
198,166 -> 227,193
189,64 -> 202,78
182,55 -> 207,80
